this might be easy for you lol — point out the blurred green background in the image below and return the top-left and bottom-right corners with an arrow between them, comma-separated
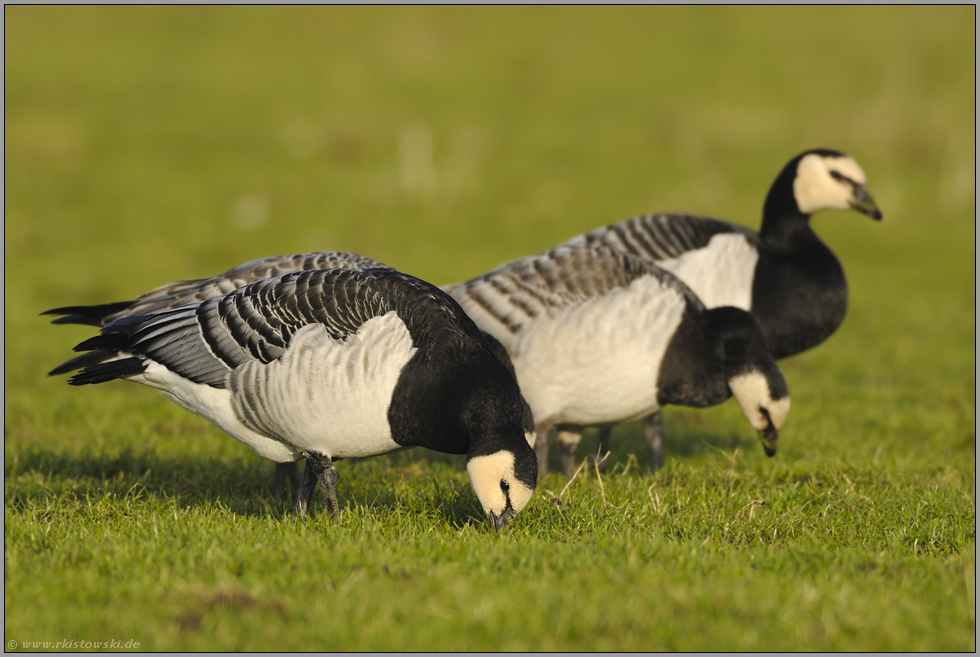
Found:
4,6 -> 975,651
6,4 -> 974,465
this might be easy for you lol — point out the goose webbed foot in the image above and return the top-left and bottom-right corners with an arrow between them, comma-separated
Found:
271,461 -> 302,500
295,451 -> 340,520
643,411 -> 664,471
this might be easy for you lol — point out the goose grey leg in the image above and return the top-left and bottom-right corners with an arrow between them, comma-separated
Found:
317,458 -> 340,520
557,429 -> 582,478
643,411 -> 664,470
295,452 -> 339,519
271,461 -> 302,500
533,431 -> 550,477
296,457 -> 319,517
596,426 -> 613,470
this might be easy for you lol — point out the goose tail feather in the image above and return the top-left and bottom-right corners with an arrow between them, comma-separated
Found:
41,301 -> 137,326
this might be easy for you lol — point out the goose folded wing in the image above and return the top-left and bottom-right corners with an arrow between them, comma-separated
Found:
564,213 -> 759,262
455,246 -> 702,331
97,251 -> 392,324
78,268 -> 403,389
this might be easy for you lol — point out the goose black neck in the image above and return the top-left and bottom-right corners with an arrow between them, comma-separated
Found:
759,153 -> 810,246
656,308 -> 730,409
759,211 -> 817,255
705,307 -> 771,379
388,329 -> 532,458
461,368 -> 535,460
751,221 -> 846,360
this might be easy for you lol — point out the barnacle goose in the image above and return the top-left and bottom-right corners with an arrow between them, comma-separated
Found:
558,148 -> 881,473
48,267 -> 538,530
44,251 -> 390,497
447,246 -> 790,477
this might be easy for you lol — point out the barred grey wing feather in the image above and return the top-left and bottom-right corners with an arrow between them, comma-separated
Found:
129,307 -> 233,387
120,269 -> 400,387
452,247 -> 702,335
101,251 -> 390,325
565,213 -> 758,262
73,267 -> 473,396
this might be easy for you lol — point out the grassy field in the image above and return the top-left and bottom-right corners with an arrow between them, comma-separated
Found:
5,6 -> 975,651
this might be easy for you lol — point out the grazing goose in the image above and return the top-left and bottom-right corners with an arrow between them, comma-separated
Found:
447,246 -> 790,477
558,148 -> 881,473
49,267 -> 538,530
44,251 -> 390,496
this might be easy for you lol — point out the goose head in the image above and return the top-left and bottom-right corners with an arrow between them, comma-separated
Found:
793,150 -> 882,219
764,149 -> 882,225
463,353 -> 538,531
467,439 -> 537,531
710,307 -> 791,456
728,369 -> 790,457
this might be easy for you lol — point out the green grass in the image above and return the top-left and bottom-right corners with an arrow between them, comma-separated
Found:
5,6 -> 975,651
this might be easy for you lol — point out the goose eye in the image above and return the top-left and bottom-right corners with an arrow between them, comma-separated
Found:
829,170 -> 844,181
500,480 -> 510,493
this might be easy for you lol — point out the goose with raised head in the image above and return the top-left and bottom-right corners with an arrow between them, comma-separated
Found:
556,149 -> 880,473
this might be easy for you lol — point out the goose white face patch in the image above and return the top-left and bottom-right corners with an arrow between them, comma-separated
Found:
794,153 -> 868,215
467,451 -> 534,517
728,371 -> 790,432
